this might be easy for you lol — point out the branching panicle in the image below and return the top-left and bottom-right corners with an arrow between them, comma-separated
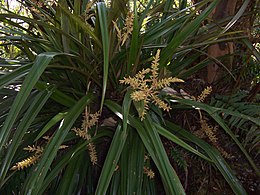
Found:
113,11 -> 134,46
121,11 -> 134,45
24,145 -> 43,154
72,111 -> 100,165
151,94 -> 171,112
198,115 -> 231,159
11,141 -> 68,171
87,142 -> 98,165
120,49 -> 184,120
83,0 -> 95,22
72,127 -> 88,139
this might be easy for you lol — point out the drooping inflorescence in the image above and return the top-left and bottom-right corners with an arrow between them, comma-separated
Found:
195,87 -> 232,159
72,111 -> 100,165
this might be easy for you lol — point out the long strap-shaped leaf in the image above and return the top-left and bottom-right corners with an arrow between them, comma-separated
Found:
38,131 -> 112,194
125,130 -> 145,195
105,100 -> 247,195
105,100 -> 209,164
56,151 -> 87,195
0,63 -> 32,89
38,142 -> 88,195
23,94 -> 91,194
95,91 -> 132,194
165,121 -> 247,195
35,81 -> 76,107
127,1 -> 140,73
34,111 -> 67,141
160,0 -> 220,66
242,38 -> 260,62
59,4 -> 101,47
222,0 -> 251,34
96,2 -> 109,109
175,98 -> 259,177
0,88 -> 53,186
142,116 -> 186,195
0,53 -> 63,151
154,123 -> 211,161
105,100 -> 185,195
95,124 -> 128,195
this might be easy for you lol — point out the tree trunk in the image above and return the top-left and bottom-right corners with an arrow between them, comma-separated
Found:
207,0 -> 238,84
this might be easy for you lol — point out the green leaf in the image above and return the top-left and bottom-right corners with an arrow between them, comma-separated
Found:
160,0 -> 221,66
165,121 -> 247,195
142,116 -> 185,195
56,151 -> 87,195
23,95 -> 91,194
0,53 -> 64,151
242,38 -> 260,62
154,123 -> 211,161
95,90 -> 131,194
60,0 -> 71,53
96,2 -> 110,109
121,129 -> 145,194
175,98 -> 259,177
222,0 -> 250,34
105,100 -> 185,195
38,131 -> 112,194
35,81 -> 77,107
0,63 -> 32,89
127,2 -> 141,73
0,87 -> 53,186
95,124 -> 129,195
122,90 -> 132,132
34,112 -> 68,141
38,142 -> 88,194
59,4 -> 101,47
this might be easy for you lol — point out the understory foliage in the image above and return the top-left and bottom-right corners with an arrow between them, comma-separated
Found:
0,0 -> 259,194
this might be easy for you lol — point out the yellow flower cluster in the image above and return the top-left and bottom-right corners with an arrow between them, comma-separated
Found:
197,86 -> 212,102
72,111 -> 100,165
11,141 -> 68,171
143,166 -> 155,179
87,142 -> 98,165
82,111 -> 100,131
194,87 -> 231,158
11,155 -> 39,171
199,119 -> 218,143
23,145 -> 43,154
113,11 -> 134,46
120,50 -> 184,120
197,115 -> 231,159
11,145 -> 43,171
122,12 -> 134,45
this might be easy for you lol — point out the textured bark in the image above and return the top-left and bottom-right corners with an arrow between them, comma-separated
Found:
207,0 -> 238,84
